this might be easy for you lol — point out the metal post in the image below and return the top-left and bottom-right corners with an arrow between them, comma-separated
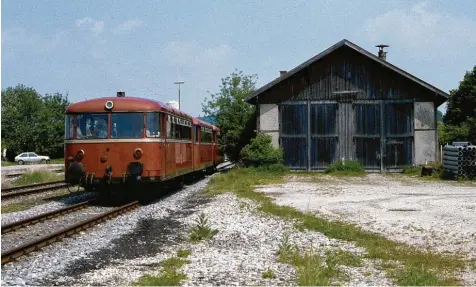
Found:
174,81 -> 184,109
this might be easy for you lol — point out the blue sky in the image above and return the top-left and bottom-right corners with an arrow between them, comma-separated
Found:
2,0 -> 476,116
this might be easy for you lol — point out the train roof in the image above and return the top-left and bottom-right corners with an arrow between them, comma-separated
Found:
66,97 -> 193,119
66,96 -> 220,131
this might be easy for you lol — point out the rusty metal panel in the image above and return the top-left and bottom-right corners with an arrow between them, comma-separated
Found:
280,103 -> 308,169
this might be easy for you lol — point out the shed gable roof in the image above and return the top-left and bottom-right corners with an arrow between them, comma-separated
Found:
245,39 -> 449,103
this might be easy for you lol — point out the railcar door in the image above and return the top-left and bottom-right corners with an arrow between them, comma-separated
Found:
165,115 -> 176,178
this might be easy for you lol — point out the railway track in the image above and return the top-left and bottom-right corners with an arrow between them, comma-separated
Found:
1,181 -> 69,199
1,200 -> 140,265
1,199 -> 96,234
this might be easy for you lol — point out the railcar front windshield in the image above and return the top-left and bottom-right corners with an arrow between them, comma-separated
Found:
111,113 -> 144,138
76,114 -> 109,139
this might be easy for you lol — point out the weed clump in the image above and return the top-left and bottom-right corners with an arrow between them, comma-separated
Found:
133,257 -> 190,286
176,248 -> 192,258
189,213 -> 218,242
262,269 -> 276,279
324,160 -> 364,174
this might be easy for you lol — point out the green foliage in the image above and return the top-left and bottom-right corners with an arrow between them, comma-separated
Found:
324,160 -> 364,174
240,132 -> 284,167
133,257 -> 189,286
262,269 -> 276,279
176,248 -> 191,258
438,121 -> 473,145
442,66 -> 476,145
13,170 -> 63,186
202,70 -> 257,162
189,213 -> 218,242
437,110 -> 444,122
444,66 -> 476,126
1,85 -> 70,160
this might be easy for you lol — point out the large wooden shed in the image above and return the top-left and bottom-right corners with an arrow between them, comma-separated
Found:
245,39 -> 449,171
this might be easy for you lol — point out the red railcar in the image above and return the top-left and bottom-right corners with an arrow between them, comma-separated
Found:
64,95 -> 223,191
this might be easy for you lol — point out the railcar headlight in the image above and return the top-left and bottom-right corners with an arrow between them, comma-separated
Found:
76,149 -> 85,159
133,148 -> 143,159
105,100 -> 114,110
100,155 -> 108,162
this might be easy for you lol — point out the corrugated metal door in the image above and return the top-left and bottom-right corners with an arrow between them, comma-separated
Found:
338,103 -> 354,161
354,103 -> 381,170
280,102 -> 308,169
384,103 -> 413,169
310,102 -> 338,169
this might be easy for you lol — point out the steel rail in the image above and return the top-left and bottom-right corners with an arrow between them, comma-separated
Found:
1,201 -> 140,265
2,180 -> 65,193
1,182 -> 68,199
1,199 -> 96,234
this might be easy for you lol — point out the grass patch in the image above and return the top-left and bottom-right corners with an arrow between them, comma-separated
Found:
48,158 -> 64,164
277,237 -> 345,286
13,170 -> 62,186
324,160 -> 365,176
132,257 -> 189,286
204,168 -> 466,286
176,248 -> 192,258
262,269 -> 276,279
326,249 -> 363,267
1,161 -> 16,166
189,213 -> 218,242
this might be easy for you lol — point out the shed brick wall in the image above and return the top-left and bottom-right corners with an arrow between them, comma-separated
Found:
259,104 -> 279,148
414,102 -> 436,164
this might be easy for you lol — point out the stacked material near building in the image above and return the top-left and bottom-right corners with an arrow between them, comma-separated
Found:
443,142 -> 476,179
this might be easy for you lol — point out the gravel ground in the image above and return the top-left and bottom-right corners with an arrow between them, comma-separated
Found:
1,170 -> 394,286
256,173 -> 476,285
1,177 -> 215,286
1,190 -> 96,225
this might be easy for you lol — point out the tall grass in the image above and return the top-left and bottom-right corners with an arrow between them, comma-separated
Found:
13,170 -> 63,186
324,160 -> 365,175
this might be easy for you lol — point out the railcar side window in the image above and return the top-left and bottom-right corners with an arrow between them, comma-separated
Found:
111,113 -> 144,139
76,114 -> 108,139
65,115 -> 74,140
146,113 -> 160,137
167,115 -> 192,140
200,126 -> 212,143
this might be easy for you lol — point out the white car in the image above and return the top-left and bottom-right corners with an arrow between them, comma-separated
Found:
14,152 -> 51,165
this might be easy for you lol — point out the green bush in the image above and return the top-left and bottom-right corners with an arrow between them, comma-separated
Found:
240,133 -> 284,167
324,160 -> 364,174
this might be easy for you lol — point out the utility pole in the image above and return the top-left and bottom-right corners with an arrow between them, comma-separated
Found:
174,81 -> 184,109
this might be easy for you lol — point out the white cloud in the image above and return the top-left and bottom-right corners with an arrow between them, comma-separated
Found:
358,2 -> 476,62
2,27 -> 67,54
75,17 -> 105,36
113,19 -> 144,34
161,42 -> 233,68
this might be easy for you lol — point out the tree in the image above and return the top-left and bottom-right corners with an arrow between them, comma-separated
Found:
439,66 -> 476,145
1,85 -> 70,160
437,110 -> 443,122
202,70 -> 257,162
444,66 -> 476,125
